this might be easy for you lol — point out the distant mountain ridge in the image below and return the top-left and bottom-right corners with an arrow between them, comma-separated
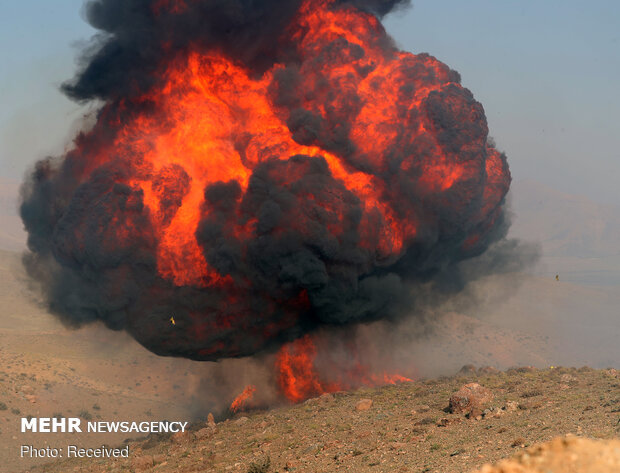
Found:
509,179 -> 620,258
507,179 -> 620,286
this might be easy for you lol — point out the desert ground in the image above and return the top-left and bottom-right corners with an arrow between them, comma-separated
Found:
20,366 -> 620,473
1,178 -> 619,472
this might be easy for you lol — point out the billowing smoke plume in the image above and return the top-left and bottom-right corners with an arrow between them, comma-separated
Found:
62,0 -> 410,101
21,0 -> 512,361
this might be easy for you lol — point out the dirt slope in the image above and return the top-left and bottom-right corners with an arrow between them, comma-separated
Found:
25,366 -> 620,473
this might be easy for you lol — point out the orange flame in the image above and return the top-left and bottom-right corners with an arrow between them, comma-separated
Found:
275,335 -> 341,403
230,385 -> 257,413
107,1 -> 481,289
276,334 -> 412,403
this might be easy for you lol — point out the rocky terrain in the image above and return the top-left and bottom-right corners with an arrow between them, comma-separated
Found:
18,365 -> 620,473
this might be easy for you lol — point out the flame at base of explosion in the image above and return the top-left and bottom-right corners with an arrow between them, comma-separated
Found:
230,334 -> 413,410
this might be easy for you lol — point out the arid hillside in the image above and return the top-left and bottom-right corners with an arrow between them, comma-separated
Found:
23,366 -> 620,473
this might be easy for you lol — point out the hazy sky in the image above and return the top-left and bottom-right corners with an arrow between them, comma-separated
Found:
385,1 -> 620,206
1,1 -> 619,204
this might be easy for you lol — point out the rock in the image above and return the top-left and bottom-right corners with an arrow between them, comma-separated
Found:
481,407 -> 506,419
490,407 -> 505,418
171,431 -> 191,443
132,455 -> 153,471
196,427 -> 215,440
152,454 -> 166,464
20,385 -> 35,395
504,401 -> 519,412
457,364 -> 477,376
304,393 -> 334,406
285,460 -> 299,470
235,416 -> 249,425
449,383 -> 494,415
25,394 -> 37,403
207,412 -> 216,427
479,366 -> 500,375
304,392 -> 334,404
436,417 -> 449,427
355,399 -> 373,411
561,374 -> 577,383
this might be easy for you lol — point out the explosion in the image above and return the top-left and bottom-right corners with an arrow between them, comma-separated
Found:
21,0 -> 510,401
276,334 -> 413,402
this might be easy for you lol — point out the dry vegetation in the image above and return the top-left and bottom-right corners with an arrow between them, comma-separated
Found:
21,366 -> 620,473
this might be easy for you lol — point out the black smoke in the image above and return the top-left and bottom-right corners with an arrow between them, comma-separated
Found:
21,0 -> 524,362
63,0 -> 410,102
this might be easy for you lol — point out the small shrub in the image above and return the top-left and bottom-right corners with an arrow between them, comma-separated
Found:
0,402 -> 7,411
247,456 -> 271,473
79,410 -> 92,420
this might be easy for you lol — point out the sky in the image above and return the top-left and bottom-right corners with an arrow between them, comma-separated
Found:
1,0 -> 619,204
